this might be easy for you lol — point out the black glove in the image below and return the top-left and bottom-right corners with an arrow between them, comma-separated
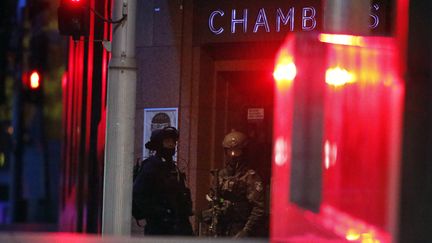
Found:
200,209 -> 213,223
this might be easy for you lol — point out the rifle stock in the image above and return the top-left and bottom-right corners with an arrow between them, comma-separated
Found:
209,169 -> 220,236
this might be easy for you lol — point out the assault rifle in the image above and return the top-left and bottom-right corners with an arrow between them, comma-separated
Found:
208,169 -> 221,236
201,169 -> 234,237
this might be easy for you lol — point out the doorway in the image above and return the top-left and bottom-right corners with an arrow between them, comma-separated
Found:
213,70 -> 274,185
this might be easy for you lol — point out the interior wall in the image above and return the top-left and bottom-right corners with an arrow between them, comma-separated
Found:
134,0 -> 183,163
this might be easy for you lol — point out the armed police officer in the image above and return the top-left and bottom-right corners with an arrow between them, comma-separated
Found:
203,130 -> 265,238
132,127 -> 193,235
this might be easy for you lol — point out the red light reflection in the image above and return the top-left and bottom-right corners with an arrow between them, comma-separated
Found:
317,205 -> 390,243
324,140 -> 338,170
273,61 -> 297,87
271,36 -> 295,238
62,72 -> 68,88
325,67 -> 355,87
273,35 -> 297,91
319,33 -> 365,47
271,33 -> 404,242
274,137 -> 289,166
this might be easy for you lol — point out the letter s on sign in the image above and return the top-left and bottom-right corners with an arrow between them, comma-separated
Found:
369,4 -> 380,29
209,10 -> 225,35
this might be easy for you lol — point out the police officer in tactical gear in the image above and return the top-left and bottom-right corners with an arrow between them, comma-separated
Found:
132,127 -> 193,235
203,130 -> 265,237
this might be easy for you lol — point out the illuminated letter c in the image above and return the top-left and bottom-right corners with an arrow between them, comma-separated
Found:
209,10 -> 224,35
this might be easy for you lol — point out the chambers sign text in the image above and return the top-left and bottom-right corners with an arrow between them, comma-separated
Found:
195,0 -> 390,44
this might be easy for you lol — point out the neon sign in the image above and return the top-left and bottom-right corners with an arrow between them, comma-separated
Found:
208,4 -> 381,35
209,7 -> 318,35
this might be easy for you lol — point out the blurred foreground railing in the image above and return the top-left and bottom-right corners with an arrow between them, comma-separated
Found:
0,232 -> 268,243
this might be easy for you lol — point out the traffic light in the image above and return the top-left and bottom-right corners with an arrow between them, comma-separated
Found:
22,70 -> 43,104
58,0 -> 89,40
29,71 -> 41,90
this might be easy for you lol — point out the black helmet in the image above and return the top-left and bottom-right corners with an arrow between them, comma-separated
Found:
145,126 -> 179,151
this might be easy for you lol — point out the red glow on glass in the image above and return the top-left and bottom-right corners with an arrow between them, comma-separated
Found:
273,60 -> 297,88
319,34 -> 365,47
274,137 -> 289,166
271,34 -> 404,243
325,67 -> 355,87
324,140 -> 338,170
273,35 -> 296,92
30,71 -> 41,89
316,205 -> 391,242
325,38 -> 400,88
321,37 -> 403,236
62,72 -> 68,88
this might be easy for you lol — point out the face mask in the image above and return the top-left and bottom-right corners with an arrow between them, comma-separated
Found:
225,148 -> 243,165
160,147 -> 176,160
226,154 -> 247,172
159,137 -> 177,160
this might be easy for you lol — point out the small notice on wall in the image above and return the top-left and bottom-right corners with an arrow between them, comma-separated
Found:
247,108 -> 264,120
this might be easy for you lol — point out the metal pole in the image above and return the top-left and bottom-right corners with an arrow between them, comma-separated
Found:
10,3 -> 25,223
102,0 -> 137,235
324,0 -> 370,35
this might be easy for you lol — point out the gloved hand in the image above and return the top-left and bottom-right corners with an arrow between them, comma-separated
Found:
201,209 -> 213,223
234,229 -> 248,238
135,219 -> 146,227
149,206 -> 175,222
